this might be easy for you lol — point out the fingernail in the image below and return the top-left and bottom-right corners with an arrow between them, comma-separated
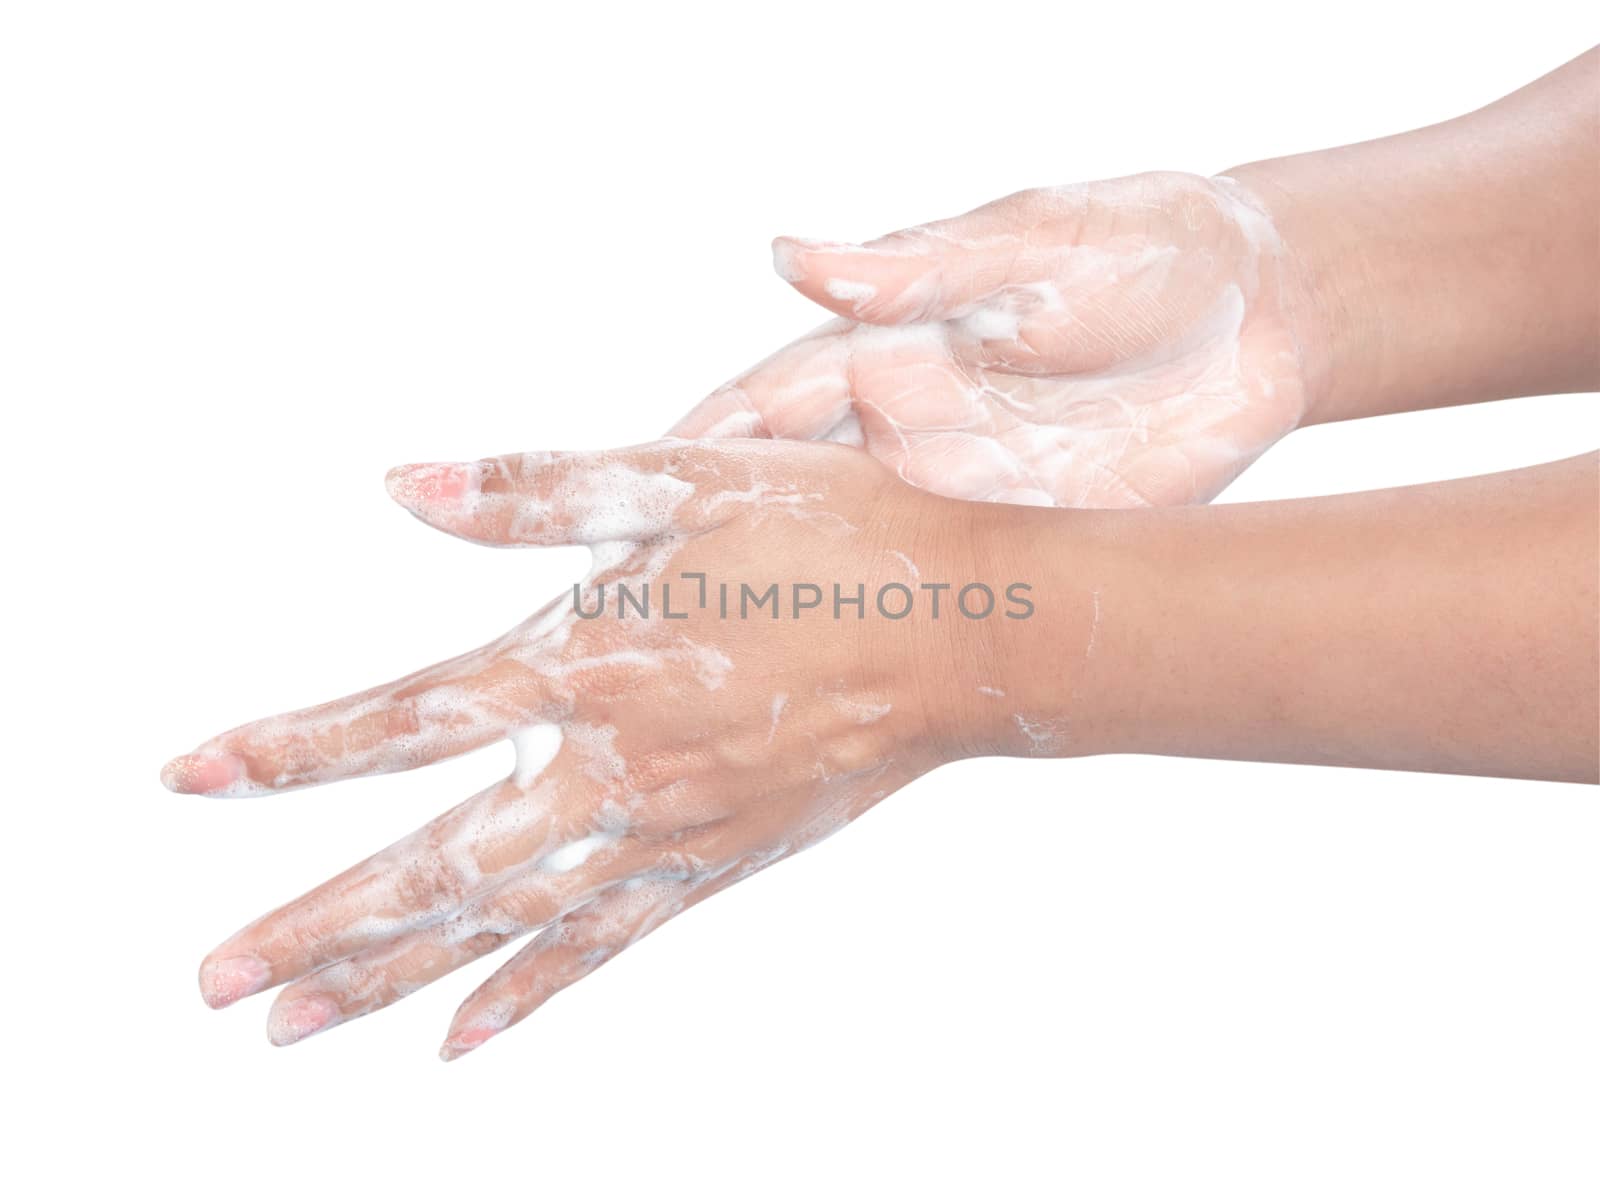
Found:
439,1024 -> 501,1062
384,462 -> 472,512
161,751 -> 248,795
267,995 -> 341,1047
771,237 -> 809,282
199,954 -> 271,1009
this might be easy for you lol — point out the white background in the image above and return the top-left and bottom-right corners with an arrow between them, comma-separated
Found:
4,3 -> 1596,1190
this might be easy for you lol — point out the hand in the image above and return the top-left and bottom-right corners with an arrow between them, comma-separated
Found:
673,172 -> 1323,508
162,440 -> 986,1057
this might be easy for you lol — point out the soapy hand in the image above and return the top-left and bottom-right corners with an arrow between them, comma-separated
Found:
163,440 -> 983,1058
674,172 -> 1319,507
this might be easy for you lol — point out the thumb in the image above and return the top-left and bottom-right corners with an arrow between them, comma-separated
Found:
771,232 -> 957,325
384,443 -> 756,548
384,448 -> 691,548
771,194 -> 1051,325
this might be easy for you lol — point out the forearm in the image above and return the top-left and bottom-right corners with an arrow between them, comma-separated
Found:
963,453 -> 1599,782
1223,48 -> 1600,425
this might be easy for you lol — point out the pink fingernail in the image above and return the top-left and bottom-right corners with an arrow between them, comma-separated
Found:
771,237 -> 809,283
385,462 -> 470,511
267,995 -> 341,1047
439,1024 -> 501,1062
161,751 -> 247,795
199,954 -> 271,1009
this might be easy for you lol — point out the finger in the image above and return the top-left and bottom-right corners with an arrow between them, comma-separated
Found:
385,442 -> 766,548
844,325 -> 1040,502
439,854 -> 771,1060
771,189 -> 1075,325
197,761 -> 597,1008
667,320 -> 861,444
160,632 -> 557,796
437,877 -> 692,1059
262,828 -> 652,1046
666,386 -> 768,440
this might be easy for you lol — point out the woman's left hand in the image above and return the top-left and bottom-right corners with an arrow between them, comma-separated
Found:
162,439 -> 1010,1058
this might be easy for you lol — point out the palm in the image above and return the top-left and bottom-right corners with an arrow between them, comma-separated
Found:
674,172 -> 1313,507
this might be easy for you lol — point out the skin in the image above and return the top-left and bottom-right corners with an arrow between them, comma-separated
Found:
673,49 -> 1599,504
161,51 -> 1600,1056
165,441 -> 974,1055
163,444 -> 1598,1058
966,452 -> 1599,783
672,172 -> 1315,508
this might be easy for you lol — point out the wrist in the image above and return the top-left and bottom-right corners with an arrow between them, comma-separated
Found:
935,499 -> 1119,761
1214,159 -> 1371,427
1219,51 -> 1600,422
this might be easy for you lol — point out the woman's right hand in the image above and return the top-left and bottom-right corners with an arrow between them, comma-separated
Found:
672,171 -> 1327,509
